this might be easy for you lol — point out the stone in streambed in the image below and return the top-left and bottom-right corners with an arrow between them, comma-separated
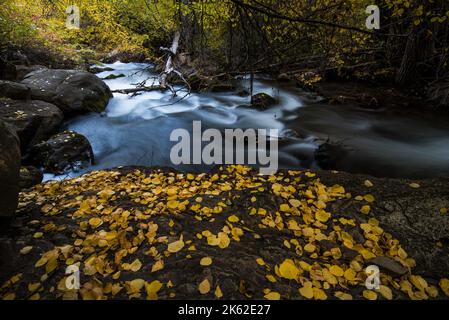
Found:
28,131 -> 94,175
102,73 -> 126,80
250,93 -> 277,110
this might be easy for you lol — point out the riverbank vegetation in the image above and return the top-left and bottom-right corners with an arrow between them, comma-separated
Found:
2,1 -> 448,91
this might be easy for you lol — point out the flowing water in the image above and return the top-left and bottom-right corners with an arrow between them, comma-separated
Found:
44,61 -> 449,181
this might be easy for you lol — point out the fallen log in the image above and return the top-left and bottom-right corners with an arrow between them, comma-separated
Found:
111,85 -> 166,94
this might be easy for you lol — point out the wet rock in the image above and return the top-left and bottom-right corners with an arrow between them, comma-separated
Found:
295,71 -> 322,90
102,73 -> 126,80
251,93 -> 277,110
19,166 -> 43,190
29,131 -> 94,175
0,98 -> 63,152
366,256 -> 408,277
0,120 -> 20,220
0,80 -> 31,100
314,141 -> 352,171
277,73 -> 292,82
21,69 -> 112,115
88,66 -> 114,74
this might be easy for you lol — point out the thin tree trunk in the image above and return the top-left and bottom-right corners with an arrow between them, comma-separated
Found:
160,31 -> 181,89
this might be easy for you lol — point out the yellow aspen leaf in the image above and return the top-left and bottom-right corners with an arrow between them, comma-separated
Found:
20,246 -> 33,255
379,285 -> 393,300
266,275 -> 277,283
363,290 -> 377,300
200,257 -> 213,266
304,243 -> 316,253
315,210 -> 331,223
129,279 -> 145,292
329,265 -> 344,277
364,194 -> 375,203
264,291 -> 281,300
440,278 -> 449,296
426,285 -> 438,298
28,283 -> 41,292
228,215 -> 239,223
335,291 -> 352,300
29,293 -> 40,300
129,259 -> 142,272
280,204 -> 290,212
278,259 -> 300,280
410,275 -> 428,291
344,268 -> 357,281
440,208 -> 448,214
215,285 -> 223,298
33,232 -> 43,239
299,286 -> 314,299
35,257 -> 48,268
146,280 -> 163,300
199,279 -> 211,294
256,258 -> 265,266
88,217 -> 102,228
313,287 -> 327,300
3,293 -> 16,300
364,180 -> 373,187
217,232 -> 230,249
167,238 -> 185,253
409,183 -> 420,188
45,257 -> 58,273
167,200 -> 180,209
360,205 -> 371,214
289,199 -> 301,208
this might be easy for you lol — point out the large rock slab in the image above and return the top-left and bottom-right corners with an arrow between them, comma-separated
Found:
0,98 -> 63,152
0,120 -> 20,220
21,69 -> 112,115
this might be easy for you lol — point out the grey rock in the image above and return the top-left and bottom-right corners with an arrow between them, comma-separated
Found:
21,69 -> 112,115
251,93 -> 277,110
0,98 -> 63,152
29,131 -> 94,174
0,80 -> 31,100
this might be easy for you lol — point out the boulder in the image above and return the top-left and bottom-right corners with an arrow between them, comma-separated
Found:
21,69 -> 112,115
29,131 -> 94,174
251,93 -> 277,110
0,98 -> 63,152
0,80 -> 31,100
88,66 -> 114,74
0,120 -> 20,220
314,141 -> 353,171
19,166 -> 43,190
102,73 -> 125,80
